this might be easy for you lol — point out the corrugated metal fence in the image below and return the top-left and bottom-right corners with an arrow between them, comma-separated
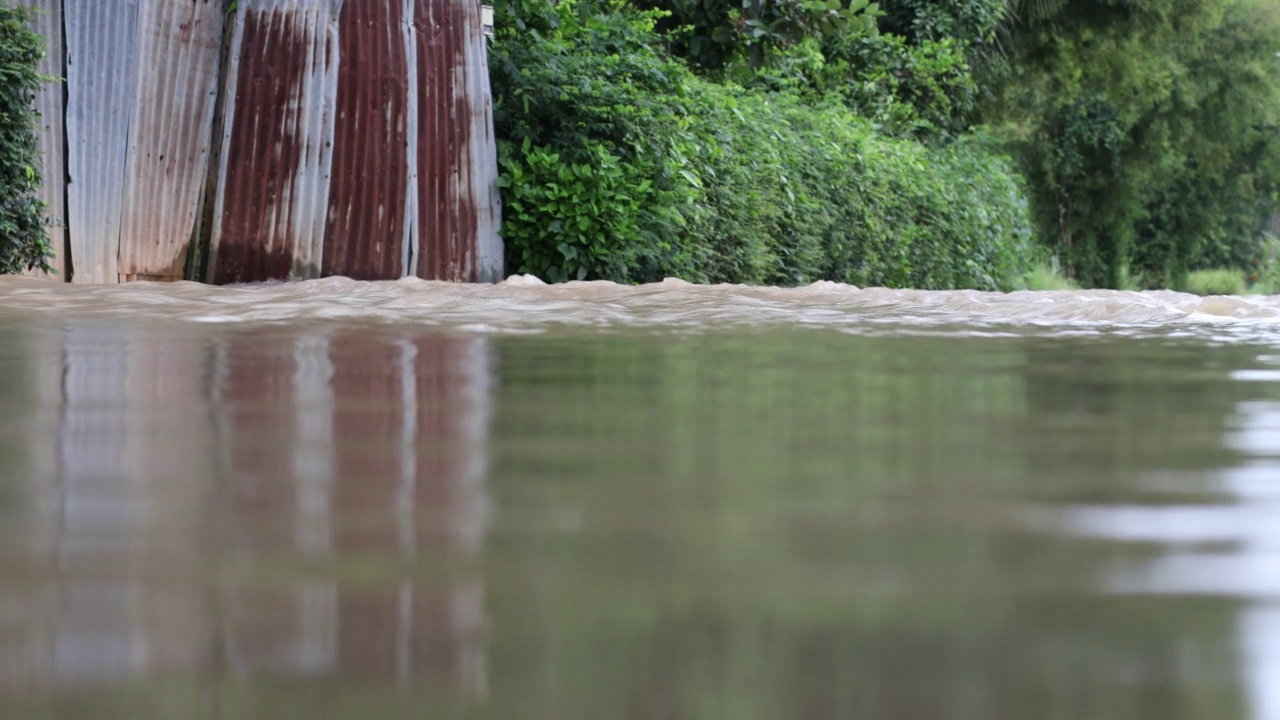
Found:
19,0 -> 502,285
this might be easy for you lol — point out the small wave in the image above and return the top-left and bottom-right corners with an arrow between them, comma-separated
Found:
4,275 -> 1280,341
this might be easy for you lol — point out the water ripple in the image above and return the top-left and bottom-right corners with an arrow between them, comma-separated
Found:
5,275 -> 1280,341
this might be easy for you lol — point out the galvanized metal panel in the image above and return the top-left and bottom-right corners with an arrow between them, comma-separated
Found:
400,0 -> 420,278
413,0 -> 502,282
208,0 -> 342,284
321,0 -> 411,280
464,4 -> 503,282
15,0 -> 66,280
65,0 -> 140,284
118,0 -> 226,282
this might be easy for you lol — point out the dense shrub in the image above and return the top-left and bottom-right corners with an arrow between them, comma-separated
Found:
491,4 -> 708,283
0,4 -> 51,275
490,0 -> 1034,290
692,88 -> 1032,289
991,0 -> 1280,289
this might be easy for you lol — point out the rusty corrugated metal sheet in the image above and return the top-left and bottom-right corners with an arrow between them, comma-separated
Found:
205,0 -> 501,284
321,0 -> 411,280
23,0 -> 502,286
413,0 -> 502,282
117,1 -> 226,282
64,0 -> 140,284
15,0 -> 66,280
208,0 -> 342,284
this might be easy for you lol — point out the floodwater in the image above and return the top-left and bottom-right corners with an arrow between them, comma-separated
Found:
3,275 -> 1280,719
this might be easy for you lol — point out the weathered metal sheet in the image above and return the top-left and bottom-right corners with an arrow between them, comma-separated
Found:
15,0 -> 66,280
324,333 -> 489,685
454,0 -> 503,282
65,0 -> 140,284
321,0 -> 412,280
413,0 -> 502,282
208,0 -> 342,284
205,0 -> 501,284
117,0 -> 226,282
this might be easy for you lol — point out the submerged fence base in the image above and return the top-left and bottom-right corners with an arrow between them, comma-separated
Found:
21,0 -> 503,285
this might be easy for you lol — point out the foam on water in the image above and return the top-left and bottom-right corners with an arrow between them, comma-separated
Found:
4,275 -> 1280,341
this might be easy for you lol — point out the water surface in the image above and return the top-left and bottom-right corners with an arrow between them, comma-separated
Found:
2,276 -> 1280,718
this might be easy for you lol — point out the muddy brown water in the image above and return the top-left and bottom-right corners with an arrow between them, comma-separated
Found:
3,275 -> 1280,718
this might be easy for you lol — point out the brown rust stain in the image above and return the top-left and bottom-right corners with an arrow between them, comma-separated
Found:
415,0 -> 479,281
322,0 -> 410,280
209,0 -> 497,284
447,0 -> 480,282
214,8 -> 309,284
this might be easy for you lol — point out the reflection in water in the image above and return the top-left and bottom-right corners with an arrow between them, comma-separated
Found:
1058,382 -> 1280,720
476,334 -> 1259,719
1218,402 -> 1280,720
0,322 -> 493,709
3,308 -> 1280,718
1230,403 -> 1280,720
1243,603 -> 1280,720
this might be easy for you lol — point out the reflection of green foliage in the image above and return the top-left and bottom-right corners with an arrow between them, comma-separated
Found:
0,327 -> 32,507
1,328 -> 1272,718
478,330 -> 1259,718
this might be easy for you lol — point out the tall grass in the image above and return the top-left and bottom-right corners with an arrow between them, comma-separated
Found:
1021,264 -> 1077,291
1186,269 -> 1245,296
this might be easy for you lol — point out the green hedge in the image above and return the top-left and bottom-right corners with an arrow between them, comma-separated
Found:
490,2 -> 1033,290
0,4 -> 51,275
692,89 -> 1032,289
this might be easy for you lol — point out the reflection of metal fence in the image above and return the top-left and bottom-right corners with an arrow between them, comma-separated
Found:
17,0 -> 503,286
0,325 -> 492,693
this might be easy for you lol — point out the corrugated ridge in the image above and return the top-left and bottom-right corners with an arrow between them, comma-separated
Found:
65,0 -> 140,284
414,0 -> 500,282
288,1 -> 337,279
464,0 -> 503,282
15,0 -> 66,280
322,0 -> 410,280
415,0 -> 447,280
446,0 -> 473,281
20,0 -> 503,286
208,0 -> 340,284
118,0 -> 225,281
400,0 -> 420,277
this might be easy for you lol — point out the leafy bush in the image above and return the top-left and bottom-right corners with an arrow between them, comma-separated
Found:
817,33 -> 979,137
490,2 -> 707,283
490,0 -> 1035,290
0,4 -> 51,275
692,88 -> 1033,289
499,138 -> 657,282
1186,269 -> 1246,297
